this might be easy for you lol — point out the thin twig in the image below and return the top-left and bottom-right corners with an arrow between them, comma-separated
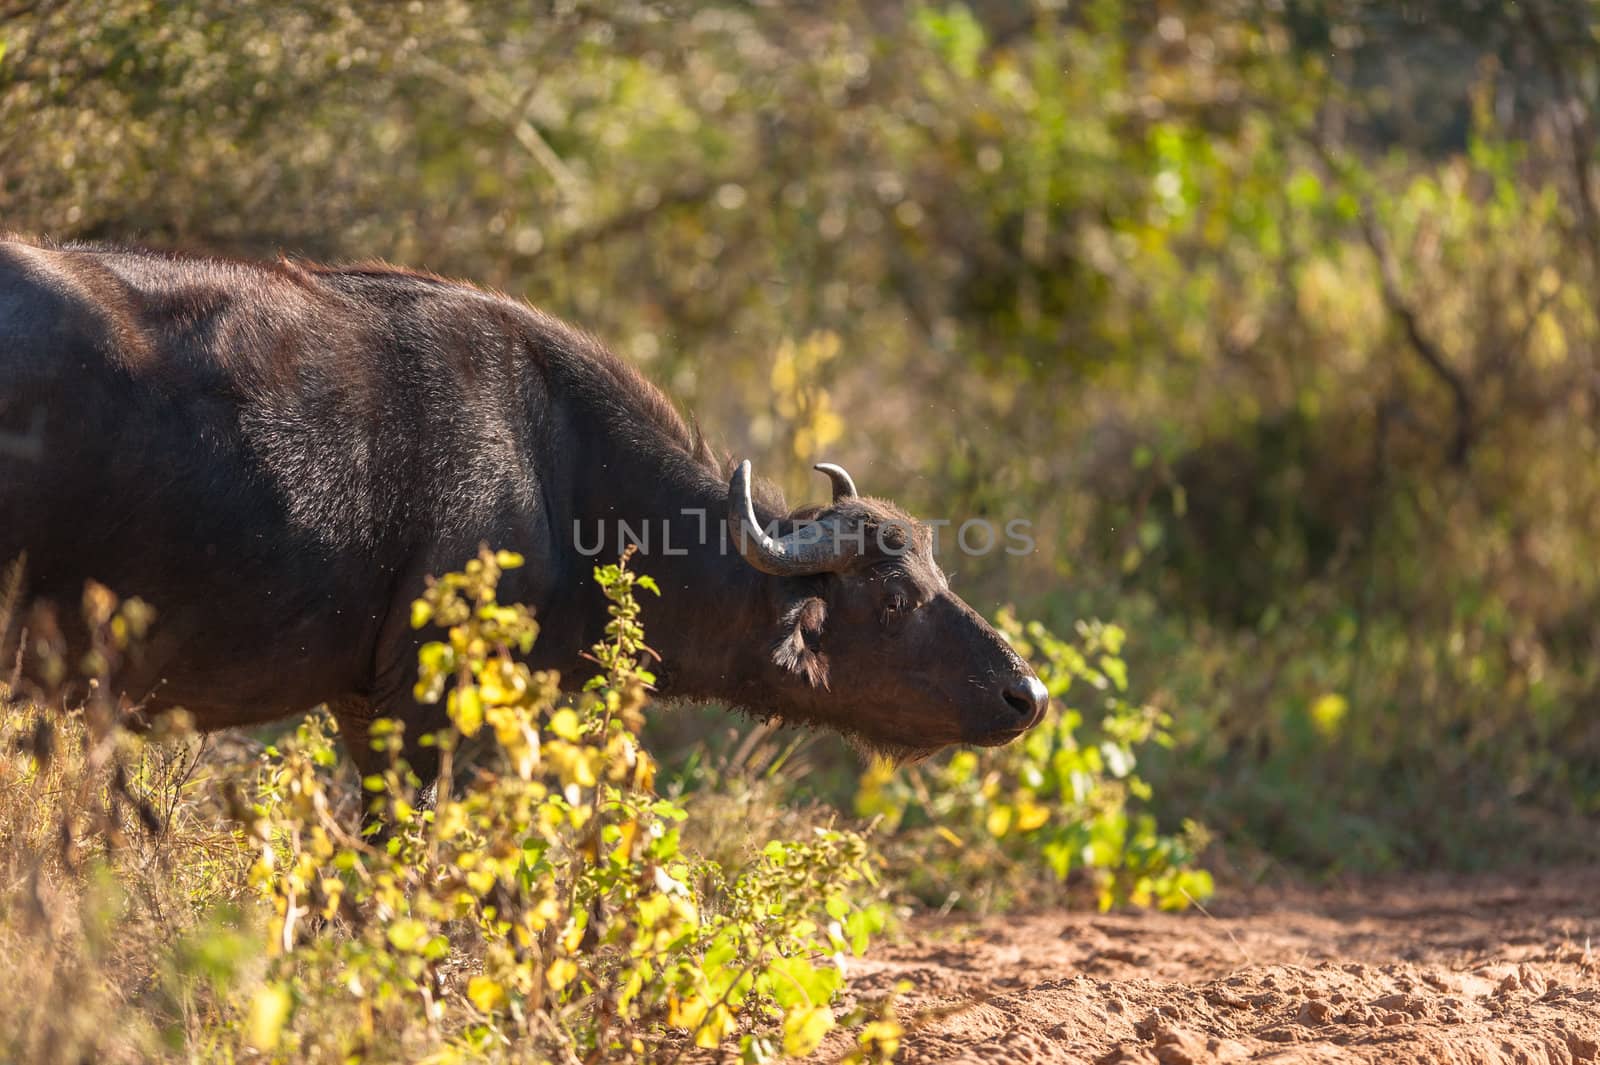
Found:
413,57 -> 584,205
1178,886 -> 1252,966
163,734 -> 209,836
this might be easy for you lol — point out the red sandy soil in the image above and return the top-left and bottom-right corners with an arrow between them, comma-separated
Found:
828,869 -> 1600,1064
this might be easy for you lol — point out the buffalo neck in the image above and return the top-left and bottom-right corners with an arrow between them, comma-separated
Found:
540,358 -> 782,705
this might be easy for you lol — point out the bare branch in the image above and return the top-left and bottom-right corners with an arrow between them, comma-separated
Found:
412,57 -> 584,206
0,2 -> 43,22
1357,207 -> 1476,466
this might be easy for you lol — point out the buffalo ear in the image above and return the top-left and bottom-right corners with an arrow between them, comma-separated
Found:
772,596 -> 829,689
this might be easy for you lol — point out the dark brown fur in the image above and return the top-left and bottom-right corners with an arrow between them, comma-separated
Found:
0,238 -> 1045,784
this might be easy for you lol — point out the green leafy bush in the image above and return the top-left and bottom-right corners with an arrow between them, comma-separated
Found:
858,612 -> 1213,913
244,547 -> 896,1062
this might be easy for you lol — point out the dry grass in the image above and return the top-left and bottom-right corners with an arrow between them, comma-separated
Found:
0,700 -> 266,1063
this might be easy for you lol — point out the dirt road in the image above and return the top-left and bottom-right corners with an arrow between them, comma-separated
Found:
835,869 -> 1600,1064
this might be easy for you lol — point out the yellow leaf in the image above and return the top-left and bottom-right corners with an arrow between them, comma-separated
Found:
410,599 -> 433,629
466,975 -> 507,1013
386,918 -> 428,952
695,1003 -> 737,1048
985,805 -> 1013,838
466,868 -> 497,896
451,686 -> 484,737
613,818 -> 639,863
860,1018 -> 902,1058
668,992 -> 706,1030
633,754 -> 656,792
783,1003 -> 835,1058
549,708 -> 582,741
1309,693 -> 1348,738
247,983 -> 293,1051
546,957 -> 578,992
1015,800 -> 1051,833
572,750 -> 598,788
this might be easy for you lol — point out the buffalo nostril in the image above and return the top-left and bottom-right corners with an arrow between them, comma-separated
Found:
1001,675 -> 1048,722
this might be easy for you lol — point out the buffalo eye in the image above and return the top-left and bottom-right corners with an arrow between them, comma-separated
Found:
881,593 -> 910,628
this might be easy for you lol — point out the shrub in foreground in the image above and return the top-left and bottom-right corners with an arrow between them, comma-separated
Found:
0,554 -> 897,1063
246,547 -> 896,1062
858,612 -> 1213,913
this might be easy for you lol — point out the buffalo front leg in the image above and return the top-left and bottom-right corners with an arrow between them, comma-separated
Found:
328,694 -> 445,829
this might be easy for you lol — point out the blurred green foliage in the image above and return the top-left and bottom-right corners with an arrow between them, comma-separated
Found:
5,0 -> 1600,869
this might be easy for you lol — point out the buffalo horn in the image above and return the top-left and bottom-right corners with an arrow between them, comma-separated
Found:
728,460 -> 861,576
813,462 -> 858,501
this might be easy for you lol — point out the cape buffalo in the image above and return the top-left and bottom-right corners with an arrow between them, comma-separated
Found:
0,238 -> 1047,783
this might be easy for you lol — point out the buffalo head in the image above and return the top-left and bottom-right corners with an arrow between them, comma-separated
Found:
725,460 -> 1047,758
